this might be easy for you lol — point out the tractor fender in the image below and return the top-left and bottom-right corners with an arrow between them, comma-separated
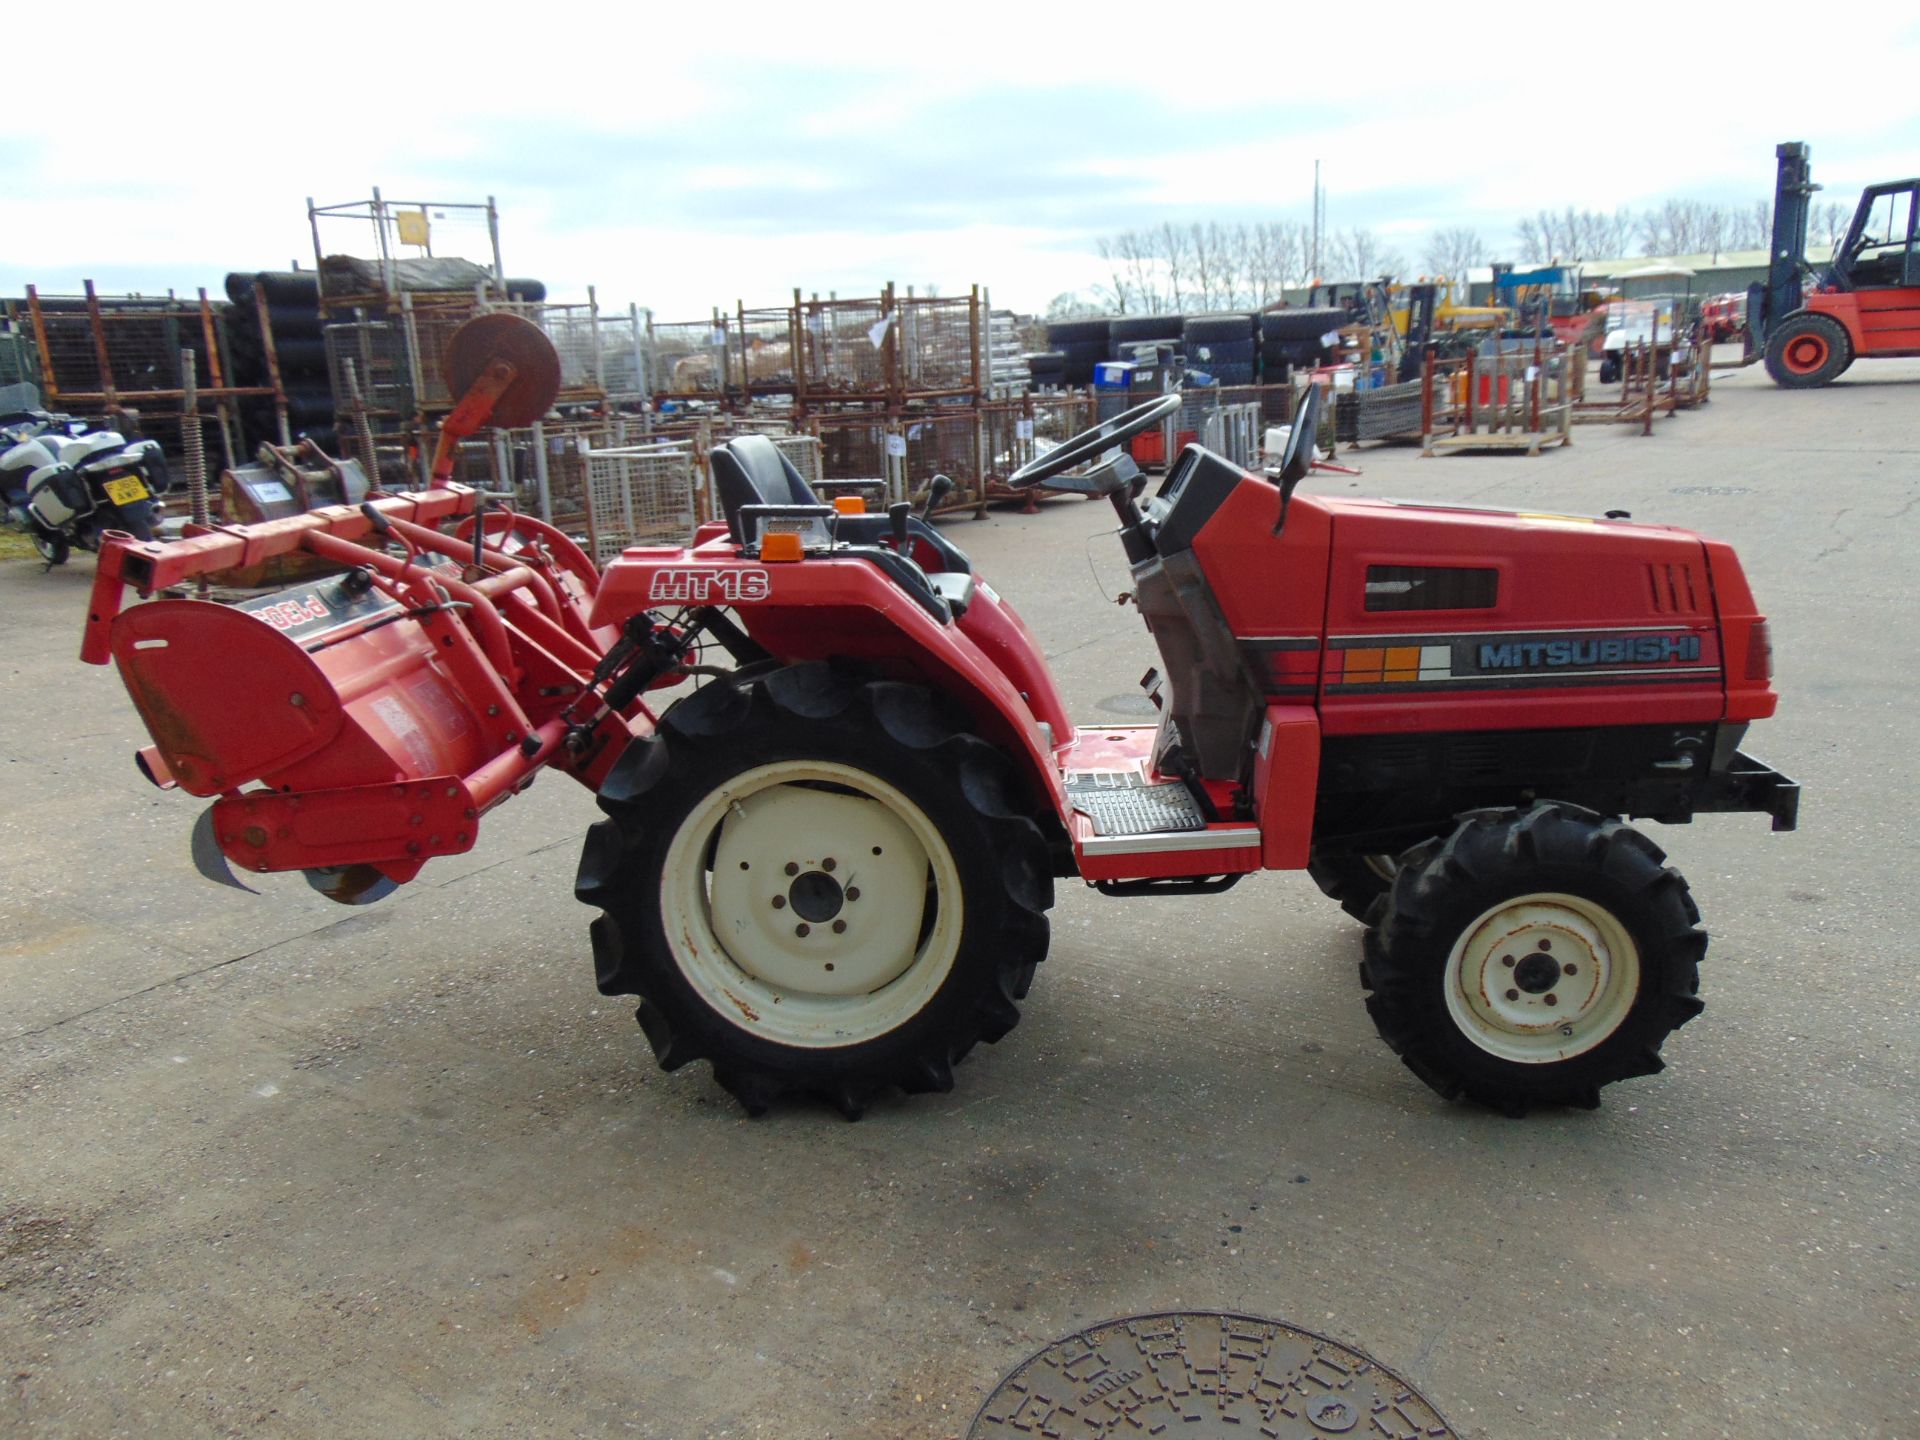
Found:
592,548 -> 1068,819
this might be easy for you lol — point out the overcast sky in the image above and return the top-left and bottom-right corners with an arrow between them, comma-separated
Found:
7,1 -> 1918,319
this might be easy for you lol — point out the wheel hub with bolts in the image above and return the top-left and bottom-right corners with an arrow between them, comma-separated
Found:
664,761 -> 962,1046
1784,333 -> 1829,373
1443,891 -> 1640,1063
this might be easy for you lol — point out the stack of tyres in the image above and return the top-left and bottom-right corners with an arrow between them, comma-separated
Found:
1044,319 -> 1111,387
1261,307 -> 1349,379
1024,351 -> 1067,390
224,272 -> 333,454
1182,313 -> 1257,385
1106,313 -> 1183,360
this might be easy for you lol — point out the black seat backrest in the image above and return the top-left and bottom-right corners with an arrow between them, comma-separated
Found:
711,435 -> 821,542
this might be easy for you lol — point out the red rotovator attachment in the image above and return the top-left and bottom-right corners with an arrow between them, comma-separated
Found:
82,314 -> 653,903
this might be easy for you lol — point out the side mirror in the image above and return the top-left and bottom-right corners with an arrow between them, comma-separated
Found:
1272,383 -> 1324,536
1277,384 -> 1323,486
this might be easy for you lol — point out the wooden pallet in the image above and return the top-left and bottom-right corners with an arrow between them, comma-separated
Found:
1428,429 -> 1572,457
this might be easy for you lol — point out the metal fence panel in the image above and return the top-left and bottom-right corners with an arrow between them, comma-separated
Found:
733,306 -> 797,391
799,298 -> 889,395
768,434 -> 822,486
1202,402 -> 1262,467
896,295 -> 978,394
584,443 -> 699,560
901,410 -> 980,501
649,318 -> 730,396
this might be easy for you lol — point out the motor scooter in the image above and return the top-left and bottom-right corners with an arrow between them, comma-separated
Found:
1,410 -> 168,566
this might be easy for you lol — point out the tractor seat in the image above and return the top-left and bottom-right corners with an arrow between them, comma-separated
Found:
711,435 -> 820,542
710,435 -> 967,622
709,435 -> 972,576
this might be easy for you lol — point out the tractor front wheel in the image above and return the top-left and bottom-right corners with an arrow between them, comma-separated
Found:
1361,802 -> 1706,1115
576,664 -> 1053,1118
1764,312 -> 1853,388
1307,850 -> 1402,925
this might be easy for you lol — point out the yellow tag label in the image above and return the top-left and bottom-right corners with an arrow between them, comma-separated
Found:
395,209 -> 430,247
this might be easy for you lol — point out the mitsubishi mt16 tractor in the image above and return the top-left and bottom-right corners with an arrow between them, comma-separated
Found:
79,316 -> 1798,1119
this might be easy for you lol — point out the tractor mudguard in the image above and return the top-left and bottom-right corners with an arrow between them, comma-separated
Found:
591,545 -> 1069,817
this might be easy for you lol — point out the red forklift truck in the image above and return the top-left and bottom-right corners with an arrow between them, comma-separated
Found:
78,317 -> 1797,1121
1753,140 -> 1920,386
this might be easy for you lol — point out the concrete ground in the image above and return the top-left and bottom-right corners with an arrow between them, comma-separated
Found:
2,360 -> 1916,1439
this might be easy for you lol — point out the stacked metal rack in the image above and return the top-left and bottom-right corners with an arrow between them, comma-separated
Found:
307,190 -> 646,488
7,282 -> 290,477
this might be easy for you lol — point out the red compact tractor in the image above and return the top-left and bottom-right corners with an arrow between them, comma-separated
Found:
80,318 -> 1797,1119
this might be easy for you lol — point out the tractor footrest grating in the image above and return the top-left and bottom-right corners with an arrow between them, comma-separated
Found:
1064,772 -> 1207,837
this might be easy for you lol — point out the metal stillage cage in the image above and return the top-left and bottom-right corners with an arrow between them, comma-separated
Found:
583,442 -> 699,561
647,317 -> 730,398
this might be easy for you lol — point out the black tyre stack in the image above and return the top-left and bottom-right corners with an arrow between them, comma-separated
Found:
1043,318 -> 1111,387
224,271 -> 333,453
1106,313 -> 1183,359
1182,312 -> 1257,385
1024,350 -> 1067,390
1260,307 -> 1348,381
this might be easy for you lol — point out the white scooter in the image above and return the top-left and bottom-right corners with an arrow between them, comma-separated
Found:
1,411 -> 169,566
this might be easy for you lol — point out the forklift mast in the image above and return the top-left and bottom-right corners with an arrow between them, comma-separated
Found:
1752,141 -> 1819,346
1397,282 -> 1437,382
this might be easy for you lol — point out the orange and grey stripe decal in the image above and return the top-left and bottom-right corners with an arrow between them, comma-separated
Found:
1322,626 -> 1721,694
1239,636 -> 1320,698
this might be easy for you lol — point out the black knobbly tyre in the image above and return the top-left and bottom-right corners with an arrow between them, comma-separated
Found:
1306,850 -> 1401,926
576,663 -> 1053,1119
1764,312 -> 1853,388
1361,801 -> 1706,1116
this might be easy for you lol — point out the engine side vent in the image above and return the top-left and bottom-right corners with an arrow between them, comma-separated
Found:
1365,565 -> 1499,612
1646,563 -> 1701,615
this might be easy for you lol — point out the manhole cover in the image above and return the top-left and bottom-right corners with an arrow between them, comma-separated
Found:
968,1311 -> 1456,1438
1095,692 -> 1159,718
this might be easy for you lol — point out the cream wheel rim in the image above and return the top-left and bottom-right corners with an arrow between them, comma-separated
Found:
1443,891 -> 1640,1063
659,761 -> 963,1048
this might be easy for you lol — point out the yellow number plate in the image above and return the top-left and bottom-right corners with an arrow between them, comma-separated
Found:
103,476 -> 149,506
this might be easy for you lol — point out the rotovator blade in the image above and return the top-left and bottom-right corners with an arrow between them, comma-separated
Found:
190,805 -> 257,894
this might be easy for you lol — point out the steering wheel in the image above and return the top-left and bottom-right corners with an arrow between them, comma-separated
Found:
1006,392 -> 1182,494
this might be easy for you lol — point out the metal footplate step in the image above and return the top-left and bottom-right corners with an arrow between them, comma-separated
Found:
1064,771 -> 1207,837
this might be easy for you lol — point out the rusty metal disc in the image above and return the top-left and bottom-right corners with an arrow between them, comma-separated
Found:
443,313 -> 561,428
968,1311 -> 1456,1439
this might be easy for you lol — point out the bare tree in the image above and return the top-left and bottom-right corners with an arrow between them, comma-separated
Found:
1736,199 -> 1773,251
1252,220 -> 1310,295
1188,222 -> 1218,311
1812,200 -> 1850,253
1157,221 -> 1190,312
1325,227 -> 1404,281
1226,224 -> 1259,308
1422,226 -> 1487,282
1640,197 -> 1738,257
1516,206 -> 1639,262
1114,230 -> 1161,313
1094,236 -> 1132,314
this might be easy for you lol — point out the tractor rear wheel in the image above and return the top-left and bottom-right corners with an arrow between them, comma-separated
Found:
1360,802 -> 1706,1116
1764,312 -> 1852,388
576,663 -> 1052,1118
